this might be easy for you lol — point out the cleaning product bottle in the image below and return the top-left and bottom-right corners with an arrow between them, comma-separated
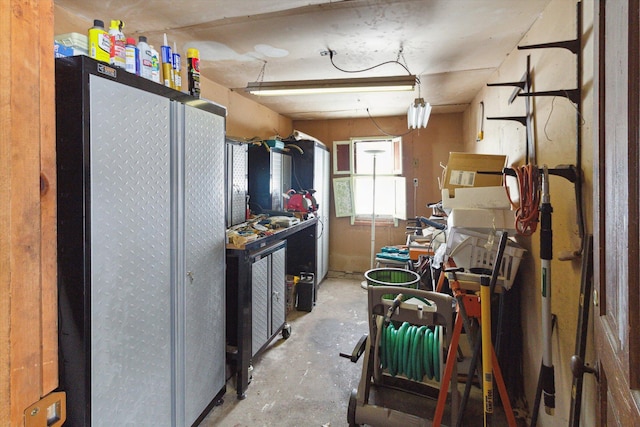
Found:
160,34 -> 174,88
172,42 -> 182,91
125,37 -> 139,75
88,19 -> 110,63
150,45 -> 161,84
137,36 -> 153,80
187,48 -> 200,98
108,20 -> 126,68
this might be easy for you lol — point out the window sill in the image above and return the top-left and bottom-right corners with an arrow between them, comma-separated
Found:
353,217 -> 397,226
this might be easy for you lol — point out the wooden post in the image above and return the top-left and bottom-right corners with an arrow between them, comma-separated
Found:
0,0 -> 58,424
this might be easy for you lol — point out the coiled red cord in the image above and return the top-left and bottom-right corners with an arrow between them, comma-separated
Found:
505,165 -> 540,236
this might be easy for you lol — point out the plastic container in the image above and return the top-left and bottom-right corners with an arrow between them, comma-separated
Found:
187,48 -> 200,98
137,36 -> 153,80
108,20 -> 126,68
124,37 -> 139,74
296,272 -> 314,312
364,268 -> 421,300
54,33 -> 88,57
88,19 -> 110,63
285,275 -> 299,315
365,268 -> 420,288
149,45 -> 161,83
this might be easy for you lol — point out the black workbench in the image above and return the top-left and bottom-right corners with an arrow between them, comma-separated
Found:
225,217 -> 318,399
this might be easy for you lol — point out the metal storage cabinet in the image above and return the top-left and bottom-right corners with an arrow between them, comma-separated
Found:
289,140 -> 331,283
250,241 -> 287,355
225,219 -> 315,399
247,146 -> 291,214
225,139 -> 248,227
55,56 -> 226,427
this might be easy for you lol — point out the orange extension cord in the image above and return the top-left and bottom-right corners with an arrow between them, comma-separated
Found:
505,164 -> 540,236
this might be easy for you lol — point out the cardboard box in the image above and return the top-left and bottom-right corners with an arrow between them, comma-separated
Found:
441,186 -> 511,209
440,152 -> 508,209
446,208 -> 515,231
441,152 -> 507,196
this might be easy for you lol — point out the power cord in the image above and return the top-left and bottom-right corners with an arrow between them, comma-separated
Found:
505,164 -> 541,236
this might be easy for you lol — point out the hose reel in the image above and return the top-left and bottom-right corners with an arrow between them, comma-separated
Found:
380,321 -> 443,382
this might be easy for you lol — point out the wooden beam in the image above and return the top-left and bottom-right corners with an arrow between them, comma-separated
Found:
0,0 -> 12,422
39,0 -> 58,394
0,0 -> 57,424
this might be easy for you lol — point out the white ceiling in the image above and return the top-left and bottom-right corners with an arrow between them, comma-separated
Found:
55,0 -> 552,120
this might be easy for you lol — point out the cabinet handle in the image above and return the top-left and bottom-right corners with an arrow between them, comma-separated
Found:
187,271 -> 194,284
273,291 -> 280,301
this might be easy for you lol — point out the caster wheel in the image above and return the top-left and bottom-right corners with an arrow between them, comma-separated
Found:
348,388 -> 359,426
282,323 -> 291,339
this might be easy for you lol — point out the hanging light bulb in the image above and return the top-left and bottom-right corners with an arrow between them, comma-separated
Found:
407,97 -> 431,129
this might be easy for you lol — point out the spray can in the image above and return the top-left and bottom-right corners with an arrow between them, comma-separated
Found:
88,19 -> 110,63
160,34 -> 174,88
187,48 -> 200,98
172,42 -> 182,91
150,45 -> 161,84
137,36 -> 153,80
108,20 -> 126,68
125,37 -> 139,75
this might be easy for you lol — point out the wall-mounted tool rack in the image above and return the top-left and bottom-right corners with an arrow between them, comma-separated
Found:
517,1 -> 585,241
486,55 -> 535,164
512,4 -> 586,426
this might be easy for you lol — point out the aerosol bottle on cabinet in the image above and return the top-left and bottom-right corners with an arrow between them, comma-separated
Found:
108,20 -> 126,68
160,34 -> 174,88
88,19 -> 110,63
172,42 -> 182,91
187,48 -> 200,98
137,36 -> 153,80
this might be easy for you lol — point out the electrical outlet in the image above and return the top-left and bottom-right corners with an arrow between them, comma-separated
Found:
413,178 -> 419,187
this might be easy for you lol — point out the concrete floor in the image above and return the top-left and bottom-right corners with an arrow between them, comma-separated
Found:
200,272 -> 519,427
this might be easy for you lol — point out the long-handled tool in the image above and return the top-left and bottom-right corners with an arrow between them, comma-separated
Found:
530,166 -> 556,427
434,232 -> 517,427
539,166 -> 555,415
481,232 -> 508,426
568,234 -> 594,426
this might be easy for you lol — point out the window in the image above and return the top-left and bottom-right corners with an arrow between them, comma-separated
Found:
332,137 -> 406,224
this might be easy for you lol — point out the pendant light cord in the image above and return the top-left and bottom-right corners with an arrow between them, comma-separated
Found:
327,49 -> 419,84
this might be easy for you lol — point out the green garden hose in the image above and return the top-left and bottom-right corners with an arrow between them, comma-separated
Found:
380,321 -> 442,382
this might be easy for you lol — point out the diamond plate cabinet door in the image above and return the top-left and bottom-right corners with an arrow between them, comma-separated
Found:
183,105 -> 226,426
250,241 -> 287,356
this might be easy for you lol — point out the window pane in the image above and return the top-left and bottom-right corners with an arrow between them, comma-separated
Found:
333,141 -> 351,174
353,140 -> 395,175
354,176 -> 397,216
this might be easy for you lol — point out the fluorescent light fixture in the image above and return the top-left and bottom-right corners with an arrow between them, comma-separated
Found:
246,75 -> 416,96
408,97 -> 432,129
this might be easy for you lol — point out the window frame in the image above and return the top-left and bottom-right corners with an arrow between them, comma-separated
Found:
331,137 -> 406,225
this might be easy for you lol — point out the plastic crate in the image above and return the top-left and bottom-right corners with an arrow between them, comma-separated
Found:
447,228 -> 525,290
54,33 -> 88,57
